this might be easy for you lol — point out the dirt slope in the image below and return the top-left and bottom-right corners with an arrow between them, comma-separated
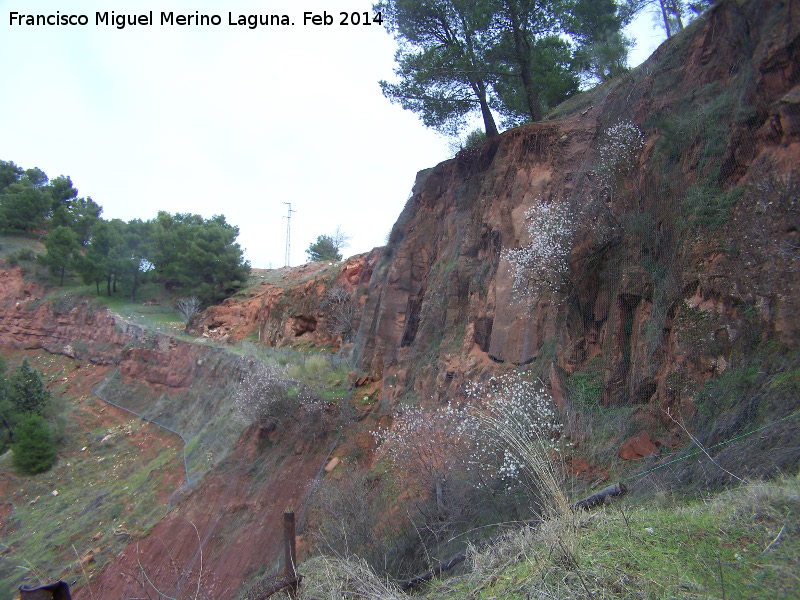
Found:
0,269 -> 338,599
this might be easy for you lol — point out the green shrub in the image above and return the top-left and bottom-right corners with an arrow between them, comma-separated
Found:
11,413 -> 57,474
8,358 -> 50,416
682,182 -> 744,230
6,248 -> 35,266
462,128 -> 487,149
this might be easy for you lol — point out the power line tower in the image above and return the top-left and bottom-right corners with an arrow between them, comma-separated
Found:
283,202 -> 297,267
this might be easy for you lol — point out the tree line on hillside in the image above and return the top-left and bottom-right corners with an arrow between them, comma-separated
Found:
0,160 -> 251,305
377,0 -> 713,138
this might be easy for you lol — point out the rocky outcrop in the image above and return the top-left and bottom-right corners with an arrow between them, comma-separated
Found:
0,270 -> 128,365
619,431 -> 659,460
193,251 -> 379,349
351,0 -> 800,420
0,269 -> 218,390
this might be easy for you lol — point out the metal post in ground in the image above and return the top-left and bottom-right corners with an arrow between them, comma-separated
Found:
284,511 -> 297,582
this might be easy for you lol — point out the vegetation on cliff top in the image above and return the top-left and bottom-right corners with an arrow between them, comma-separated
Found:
376,0 -> 714,138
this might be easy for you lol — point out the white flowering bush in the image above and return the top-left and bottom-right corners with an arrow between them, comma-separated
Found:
466,374 -> 570,516
235,362 -> 325,430
464,375 -> 564,471
502,201 -> 575,299
596,121 -> 645,202
372,403 -> 468,488
373,374 -> 566,495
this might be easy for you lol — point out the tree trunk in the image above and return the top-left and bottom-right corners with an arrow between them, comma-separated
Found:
456,8 -> 498,138
107,274 -> 112,296
129,269 -> 139,302
508,2 -> 541,122
96,280 -> 101,296
668,0 -> 684,30
659,0 -> 673,37
59,266 -> 65,287
475,79 -> 499,137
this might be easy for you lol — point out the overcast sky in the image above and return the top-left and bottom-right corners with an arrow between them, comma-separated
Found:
1,0 -> 667,269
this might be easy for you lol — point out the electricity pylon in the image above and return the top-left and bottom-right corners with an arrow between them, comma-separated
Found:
283,202 -> 297,267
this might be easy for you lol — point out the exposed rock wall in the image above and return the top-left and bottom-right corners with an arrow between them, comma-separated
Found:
194,251 -> 379,349
352,0 -> 800,419
0,269 -> 216,389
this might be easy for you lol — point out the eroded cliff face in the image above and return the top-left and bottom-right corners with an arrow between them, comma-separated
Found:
2,2 -> 797,596
192,251 -> 379,349
352,0 -> 800,423
0,268 -> 208,388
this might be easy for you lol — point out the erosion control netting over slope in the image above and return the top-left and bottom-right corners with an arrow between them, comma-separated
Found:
536,0 -> 800,491
93,346 -> 249,485
326,2 -> 799,591
362,0 -> 800,506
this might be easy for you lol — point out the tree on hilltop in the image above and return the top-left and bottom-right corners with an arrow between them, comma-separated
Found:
376,0 -> 631,136
150,211 -> 251,304
376,0 -> 500,137
306,227 -> 351,262
75,218 -> 117,296
0,160 -> 23,190
44,225 -> 79,286
0,173 -> 51,232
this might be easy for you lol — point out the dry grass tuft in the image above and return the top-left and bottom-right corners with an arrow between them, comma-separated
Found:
297,556 -> 410,600
475,409 -> 571,519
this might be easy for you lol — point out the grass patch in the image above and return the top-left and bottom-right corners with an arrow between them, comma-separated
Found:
298,478 -> 800,600
0,353 -> 183,596
682,182 -> 745,231
0,233 -> 43,264
449,477 -> 800,600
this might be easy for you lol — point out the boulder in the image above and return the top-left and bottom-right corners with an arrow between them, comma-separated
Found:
619,430 -> 659,460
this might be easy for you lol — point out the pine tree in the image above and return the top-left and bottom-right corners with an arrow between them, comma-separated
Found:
8,358 -> 50,416
11,413 -> 57,474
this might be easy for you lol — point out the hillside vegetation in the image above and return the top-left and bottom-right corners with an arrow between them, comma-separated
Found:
1,0 -> 799,598
0,161 -> 250,305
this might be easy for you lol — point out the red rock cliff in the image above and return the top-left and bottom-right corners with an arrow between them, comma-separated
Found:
352,0 -> 800,419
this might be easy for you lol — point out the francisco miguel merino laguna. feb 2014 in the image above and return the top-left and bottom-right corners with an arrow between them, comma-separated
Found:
9,10 -> 384,29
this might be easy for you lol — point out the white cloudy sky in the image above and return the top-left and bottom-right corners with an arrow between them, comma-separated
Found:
1,0 -> 667,268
